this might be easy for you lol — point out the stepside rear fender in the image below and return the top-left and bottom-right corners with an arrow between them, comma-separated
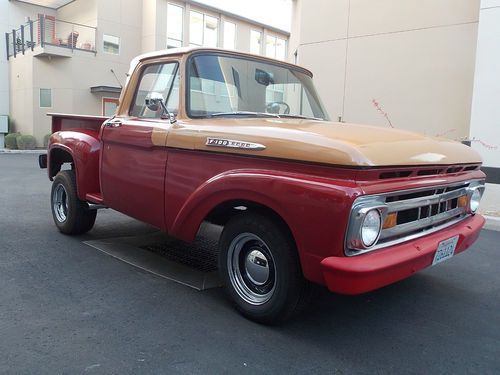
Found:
48,130 -> 101,201
168,169 -> 360,283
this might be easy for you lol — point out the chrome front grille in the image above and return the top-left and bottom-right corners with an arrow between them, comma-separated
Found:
345,180 -> 485,256
379,184 -> 469,244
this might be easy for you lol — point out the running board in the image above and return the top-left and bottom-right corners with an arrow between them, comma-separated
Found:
87,203 -> 106,210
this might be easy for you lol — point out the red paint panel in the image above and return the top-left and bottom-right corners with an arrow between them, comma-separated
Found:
48,130 -> 101,200
100,120 -> 168,229
50,113 -> 108,133
164,149 -> 485,286
356,170 -> 485,196
164,149 -> 361,282
321,214 -> 484,294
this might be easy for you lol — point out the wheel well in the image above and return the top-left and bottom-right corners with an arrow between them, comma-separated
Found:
49,148 -> 74,179
204,200 -> 295,243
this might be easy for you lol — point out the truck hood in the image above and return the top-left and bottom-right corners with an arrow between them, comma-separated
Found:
169,118 -> 482,167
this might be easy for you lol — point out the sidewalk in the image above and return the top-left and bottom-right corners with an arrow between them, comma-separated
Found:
481,183 -> 500,231
0,149 -> 45,154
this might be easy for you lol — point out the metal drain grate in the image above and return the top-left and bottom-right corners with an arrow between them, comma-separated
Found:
141,225 -> 222,273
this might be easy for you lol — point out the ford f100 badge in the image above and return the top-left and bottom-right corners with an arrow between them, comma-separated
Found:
206,137 -> 266,150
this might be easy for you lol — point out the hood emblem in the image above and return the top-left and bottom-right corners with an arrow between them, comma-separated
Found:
206,137 -> 266,151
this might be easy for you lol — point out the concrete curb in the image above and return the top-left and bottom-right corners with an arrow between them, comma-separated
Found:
0,149 -> 45,154
484,216 -> 500,232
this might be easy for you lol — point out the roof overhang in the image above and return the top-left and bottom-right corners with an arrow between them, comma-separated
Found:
90,86 -> 122,94
11,0 -> 75,10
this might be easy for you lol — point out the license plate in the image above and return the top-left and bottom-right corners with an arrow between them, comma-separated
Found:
432,235 -> 459,266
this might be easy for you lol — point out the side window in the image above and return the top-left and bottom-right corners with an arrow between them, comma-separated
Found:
130,62 -> 180,118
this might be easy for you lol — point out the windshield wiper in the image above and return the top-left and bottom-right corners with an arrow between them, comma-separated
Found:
278,114 -> 324,121
206,111 -> 280,118
205,111 -> 324,121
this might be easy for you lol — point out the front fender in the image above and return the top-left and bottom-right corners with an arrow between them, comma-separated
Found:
48,130 -> 101,200
168,169 -> 360,282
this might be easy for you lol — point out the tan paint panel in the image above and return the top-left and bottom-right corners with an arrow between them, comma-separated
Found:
167,118 -> 482,167
151,127 -> 168,147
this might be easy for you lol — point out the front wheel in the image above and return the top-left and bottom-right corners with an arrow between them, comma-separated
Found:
219,212 -> 311,324
51,170 -> 96,235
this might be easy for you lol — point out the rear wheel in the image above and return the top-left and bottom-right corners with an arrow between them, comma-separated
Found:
51,170 -> 96,235
219,212 -> 311,324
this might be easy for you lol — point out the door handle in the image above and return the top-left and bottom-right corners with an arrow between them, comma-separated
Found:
104,119 -> 122,128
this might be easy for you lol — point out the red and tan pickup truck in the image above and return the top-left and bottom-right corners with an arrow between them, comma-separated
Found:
40,47 -> 485,324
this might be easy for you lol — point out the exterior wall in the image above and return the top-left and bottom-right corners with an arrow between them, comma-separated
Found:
30,52 -> 123,142
469,0 -> 500,217
470,0 -> 500,169
9,53 -> 34,136
290,0 -> 480,139
142,0 -> 167,52
0,1 -> 56,121
56,0 -> 97,26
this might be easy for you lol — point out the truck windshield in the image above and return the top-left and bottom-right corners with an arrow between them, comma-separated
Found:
187,54 -> 329,120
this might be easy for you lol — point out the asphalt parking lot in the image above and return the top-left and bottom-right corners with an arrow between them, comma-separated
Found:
1,153 -> 499,374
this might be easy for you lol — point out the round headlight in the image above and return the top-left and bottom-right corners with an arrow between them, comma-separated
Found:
470,189 -> 482,213
361,209 -> 382,247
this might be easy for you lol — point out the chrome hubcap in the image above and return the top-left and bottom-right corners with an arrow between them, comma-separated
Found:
244,249 -> 270,285
52,184 -> 68,222
227,233 -> 276,305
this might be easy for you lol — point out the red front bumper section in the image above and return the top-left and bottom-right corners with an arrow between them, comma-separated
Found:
321,214 -> 485,295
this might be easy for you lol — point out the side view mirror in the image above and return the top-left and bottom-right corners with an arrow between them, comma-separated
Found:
145,92 -> 164,112
144,92 -> 176,123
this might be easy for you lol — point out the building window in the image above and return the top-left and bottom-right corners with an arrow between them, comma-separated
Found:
223,21 -> 236,49
266,35 -> 287,60
167,3 -> 184,48
39,88 -> 52,108
250,30 -> 262,55
102,98 -> 120,117
189,10 -> 218,47
103,34 -> 120,54
204,15 -> 218,47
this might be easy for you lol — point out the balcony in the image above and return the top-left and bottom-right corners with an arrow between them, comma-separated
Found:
5,15 -> 96,59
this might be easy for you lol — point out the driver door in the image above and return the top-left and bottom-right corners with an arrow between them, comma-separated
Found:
100,61 -> 180,229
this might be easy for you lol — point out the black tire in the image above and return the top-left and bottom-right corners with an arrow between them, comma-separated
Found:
50,170 -> 96,235
218,212 -> 311,324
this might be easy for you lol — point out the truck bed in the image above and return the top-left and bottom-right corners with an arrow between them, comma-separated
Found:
48,113 -> 109,135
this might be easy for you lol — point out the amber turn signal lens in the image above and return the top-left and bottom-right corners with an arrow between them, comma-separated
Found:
458,195 -> 469,208
383,212 -> 398,229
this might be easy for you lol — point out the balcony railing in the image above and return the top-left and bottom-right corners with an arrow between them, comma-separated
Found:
5,15 -> 96,59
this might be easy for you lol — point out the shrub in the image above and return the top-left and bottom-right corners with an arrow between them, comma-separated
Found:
4,133 -> 20,149
43,133 -> 52,148
16,134 -> 37,150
